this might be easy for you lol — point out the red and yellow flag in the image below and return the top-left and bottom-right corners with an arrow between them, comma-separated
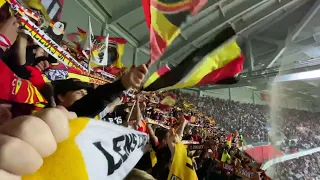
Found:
142,0 -> 208,64
143,28 -> 244,91
160,94 -> 176,106
226,133 -> 232,148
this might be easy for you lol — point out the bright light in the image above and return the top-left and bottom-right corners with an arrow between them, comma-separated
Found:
274,69 -> 320,82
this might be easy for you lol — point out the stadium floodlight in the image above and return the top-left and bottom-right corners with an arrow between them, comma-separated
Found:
274,69 -> 320,83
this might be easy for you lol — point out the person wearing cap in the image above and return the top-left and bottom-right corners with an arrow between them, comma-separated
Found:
52,64 -> 148,118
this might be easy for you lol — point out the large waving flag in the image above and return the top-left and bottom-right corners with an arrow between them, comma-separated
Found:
142,0 -> 208,64
23,118 -> 149,180
143,27 -> 244,91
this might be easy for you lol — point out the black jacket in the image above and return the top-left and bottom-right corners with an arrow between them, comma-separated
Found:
68,80 -> 126,118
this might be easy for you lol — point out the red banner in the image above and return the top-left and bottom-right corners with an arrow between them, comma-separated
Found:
236,167 -> 254,179
219,162 -> 235,174
217,160 -> 263,179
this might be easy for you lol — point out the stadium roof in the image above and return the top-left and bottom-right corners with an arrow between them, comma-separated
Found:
78,0 -> 320,99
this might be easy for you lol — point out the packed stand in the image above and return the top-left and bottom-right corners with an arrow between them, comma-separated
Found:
273,152 -> 320,180
0,0 -> 287,180
176,90 -> 320,151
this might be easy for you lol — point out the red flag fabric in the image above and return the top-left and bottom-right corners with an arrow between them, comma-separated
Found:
227,133 -> 232,147
142,0 -> 207,65
0,60 -> 47,105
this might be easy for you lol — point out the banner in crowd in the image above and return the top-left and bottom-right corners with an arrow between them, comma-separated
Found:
181,140 -> 200,145
143,28 -> 244,91
218,161 -> 260,179
146,118 -> 170,129
188,144 -> 204,151
7,0 -> 87,71
0,60 -> 47,105
42,63 -> 111,85
142,0 -> 207,64
22,118 -> 149,180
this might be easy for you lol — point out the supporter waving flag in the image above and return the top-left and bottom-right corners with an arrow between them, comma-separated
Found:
143,27 -> 244,91
142,0 -> 208,64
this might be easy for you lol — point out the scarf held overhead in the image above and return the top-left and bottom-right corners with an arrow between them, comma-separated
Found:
7,0 -> 87,71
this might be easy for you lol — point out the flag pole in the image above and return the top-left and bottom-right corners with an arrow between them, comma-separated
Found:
125,100 -> 137,127
88,48 -> 92,72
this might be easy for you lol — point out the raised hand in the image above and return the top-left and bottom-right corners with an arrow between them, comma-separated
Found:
120,64 -> 148,89
0,107 -> 76,179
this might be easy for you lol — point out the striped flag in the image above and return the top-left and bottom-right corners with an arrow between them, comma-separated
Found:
158,93 -> 176,110
77,27 -> 87,43
142,0 -> 208,64
160,94 -> 176,106
143,27 -> 244,91
143,64 -> 171,88
226,133 -> 232,148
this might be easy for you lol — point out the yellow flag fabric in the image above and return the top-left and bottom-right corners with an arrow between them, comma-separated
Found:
221,150 -> 231,164
143,65 -> 171,88
23,118 -> 90,180
23,118 -> 149,180
150,149 -> 157,167
0,0 -> 5,7
183,102 -> 196,110
163,41 -> 241,90
168,142 -> 198,180
114,44 -> 125,69
161,95 -> 176,106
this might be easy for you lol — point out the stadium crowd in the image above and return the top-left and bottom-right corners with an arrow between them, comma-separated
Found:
176,91 -> 320,152
273,152 -> 320,180
0,0 -> 318,180
0,3 -> 271,179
